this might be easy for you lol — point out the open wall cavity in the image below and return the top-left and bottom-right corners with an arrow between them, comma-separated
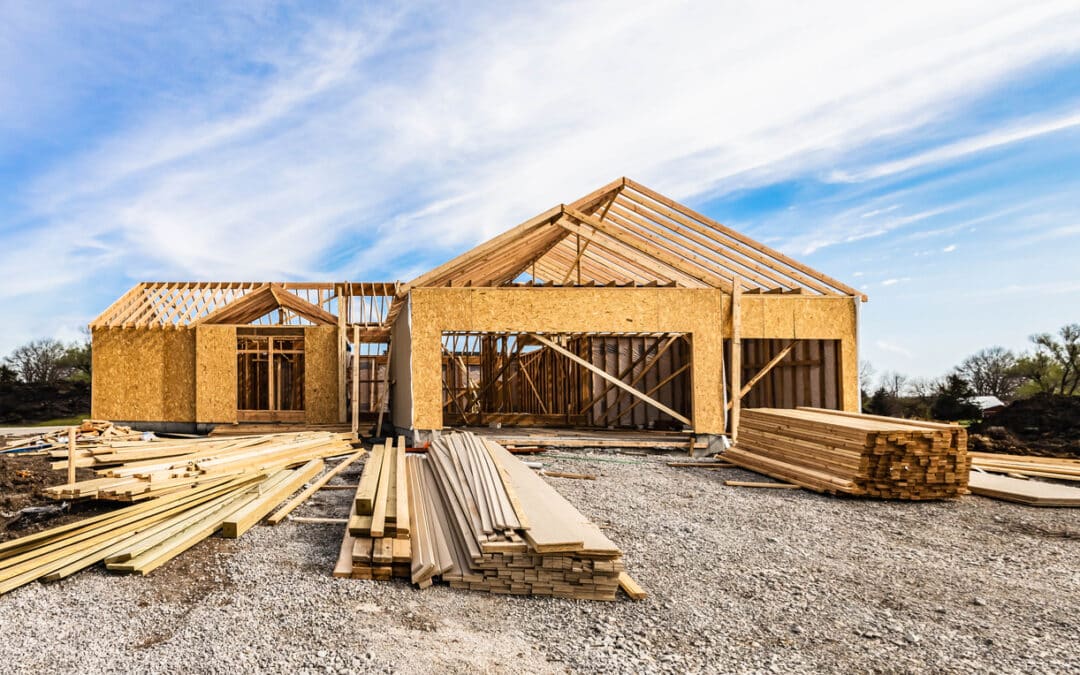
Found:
738,338 -> 842,410
348,341 -> 390,418
441,331 -> 691,429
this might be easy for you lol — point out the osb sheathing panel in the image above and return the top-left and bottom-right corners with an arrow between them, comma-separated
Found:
162,329 -> 196,421
92,328 -> 166,421
195,326 -> 237,424
408,287 -> 725,433
390,299 -> 413,430
304,325 -> 339,424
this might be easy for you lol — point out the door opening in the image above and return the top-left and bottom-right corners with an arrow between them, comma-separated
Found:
237,329 -> 306,422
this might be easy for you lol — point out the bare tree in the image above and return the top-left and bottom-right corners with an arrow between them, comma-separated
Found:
956,346 -> 1021,400
1030,323 -> 1080,395
3,339 -> 70,385
858,360 -> 875,392
880,371 -> 909,398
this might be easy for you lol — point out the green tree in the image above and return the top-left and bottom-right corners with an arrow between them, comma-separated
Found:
930,374 -> 980,421
1029,323 -> 1080,395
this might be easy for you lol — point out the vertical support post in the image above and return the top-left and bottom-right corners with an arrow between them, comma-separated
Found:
351,324 -> 360,440
337,283 -> 347,424
374,339 -> 394,438
268,336 -> 276,411
66,427 -> 77,486
730,275 -> 742,444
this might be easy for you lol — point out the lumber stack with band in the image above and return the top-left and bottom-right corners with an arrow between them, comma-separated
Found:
336,431 -> 639,600
724,407 -> 969,500
340,436 -> 412,580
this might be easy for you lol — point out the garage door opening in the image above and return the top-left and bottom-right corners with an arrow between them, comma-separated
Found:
441,331 -> 691,429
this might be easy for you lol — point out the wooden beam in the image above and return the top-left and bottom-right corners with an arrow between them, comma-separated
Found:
267,448 -> 367,525
730,276 -> 742,442
527,333 -> 691,426
726,340 -> 796,411
66,428 -> 76,486
351,325 -> 360,440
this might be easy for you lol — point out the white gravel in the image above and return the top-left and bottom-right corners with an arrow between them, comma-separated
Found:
0,450 -> 1077,674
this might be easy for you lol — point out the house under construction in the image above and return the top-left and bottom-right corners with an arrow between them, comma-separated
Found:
90,178 -> 864,446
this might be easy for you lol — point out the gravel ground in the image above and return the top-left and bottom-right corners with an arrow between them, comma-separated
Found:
0,449 -> 1078,674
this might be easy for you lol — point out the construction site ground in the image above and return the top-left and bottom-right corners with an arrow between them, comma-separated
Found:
0,448 -> 1077,673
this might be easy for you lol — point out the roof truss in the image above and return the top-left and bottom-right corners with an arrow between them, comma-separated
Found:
408,177 -> 864,299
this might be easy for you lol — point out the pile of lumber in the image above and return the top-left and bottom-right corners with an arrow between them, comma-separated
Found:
725,407 -> 969,499
969,452 -> 1080,482
44,432 -> 352,501
0,429 -> 360,595
968,472 -> 1080,507
336,432 -> 638,600
1,420 -> 140,454
341,437 -> 412,580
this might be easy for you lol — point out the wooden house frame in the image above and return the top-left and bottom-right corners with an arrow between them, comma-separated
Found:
91,178 -> 864,441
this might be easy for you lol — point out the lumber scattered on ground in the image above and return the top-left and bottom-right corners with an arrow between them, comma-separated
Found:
969,472 -> 1080,507
336,432 -> 638,600
44,432 -> 352,501
540,470 -> 596,480
2,420 -> 140,454
723,408 -> 969,500
0,429 -> 356,595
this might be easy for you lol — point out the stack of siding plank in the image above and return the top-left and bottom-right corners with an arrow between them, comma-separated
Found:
0,432 -> 355,596
44,432 -> 351,501
340,437 -> 412,580
969,452 -> 1080,482
725,407 -> 969,500
337,432 -> 636,600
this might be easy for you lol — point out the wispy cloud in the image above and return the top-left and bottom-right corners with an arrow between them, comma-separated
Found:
942,244 -> 957,252
828,110 -> 1080,183
876,340 -> 914,359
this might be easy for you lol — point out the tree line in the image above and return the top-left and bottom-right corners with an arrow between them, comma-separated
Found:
0,335 -> 91,386
861,322 -> 1080,421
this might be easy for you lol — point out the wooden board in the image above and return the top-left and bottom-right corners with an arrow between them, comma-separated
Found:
968,473 -> 1080,507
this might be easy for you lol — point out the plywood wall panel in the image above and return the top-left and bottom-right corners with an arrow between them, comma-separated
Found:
92,328 -> 166,421
195,326 -> 236,424
304,325 -> 339,424
162,329 -> 196,421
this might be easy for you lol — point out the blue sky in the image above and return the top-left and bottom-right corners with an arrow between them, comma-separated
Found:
1,1 -> 1078,381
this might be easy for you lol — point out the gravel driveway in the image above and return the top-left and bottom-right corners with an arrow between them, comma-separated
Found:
0,451 -> 1077,674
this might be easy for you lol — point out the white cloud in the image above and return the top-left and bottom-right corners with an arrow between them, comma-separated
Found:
876,340 -> 914,359
3,1 -> 1080,353
881,279 -> 899,286
943,244 -> 957,252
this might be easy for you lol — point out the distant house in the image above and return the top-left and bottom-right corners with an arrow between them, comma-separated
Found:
972,395 -> 1007,416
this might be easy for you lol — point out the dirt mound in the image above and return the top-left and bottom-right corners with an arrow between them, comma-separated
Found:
969,394 -> 1080,459
0,380 -> 89,424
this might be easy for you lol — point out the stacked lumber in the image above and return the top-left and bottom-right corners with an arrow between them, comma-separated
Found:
340,436 -> 412,580
0,447 -> 341,595
337,432 -> 636,600
44,432 -> 352,501
969,452 -> 1080,482
725,407 -> 969,499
